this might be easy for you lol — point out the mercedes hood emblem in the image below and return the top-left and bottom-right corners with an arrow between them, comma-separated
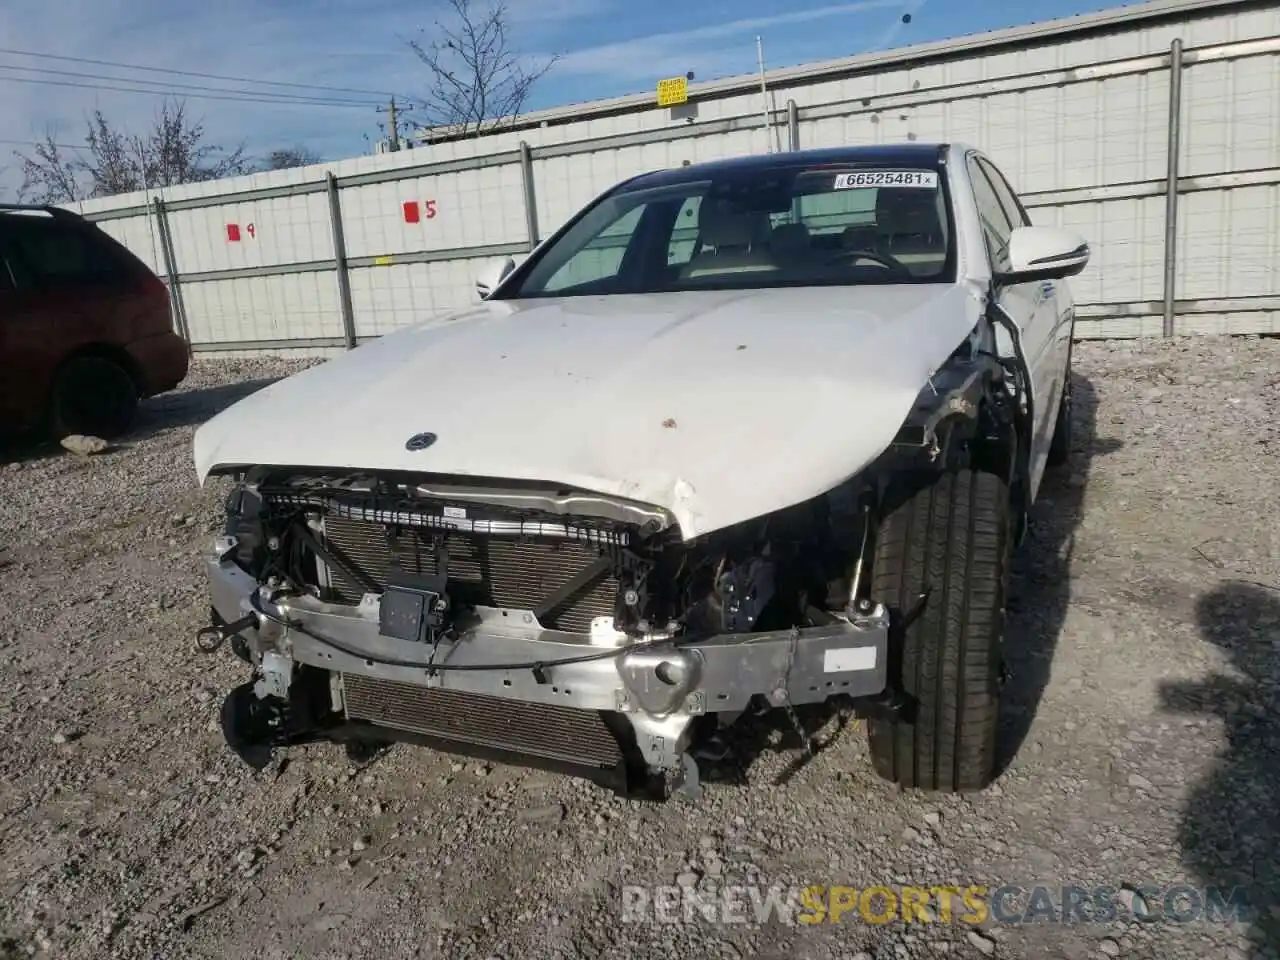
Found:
404,432 -> 438,451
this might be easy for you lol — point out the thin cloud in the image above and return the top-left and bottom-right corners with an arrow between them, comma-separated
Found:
0,0 -> 597,196
550,0 -> 909,79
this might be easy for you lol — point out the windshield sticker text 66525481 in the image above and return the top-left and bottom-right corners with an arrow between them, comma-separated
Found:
832,170 -> 939,190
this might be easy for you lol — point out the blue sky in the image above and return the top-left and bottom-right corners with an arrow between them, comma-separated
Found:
0,0 -> 1128,196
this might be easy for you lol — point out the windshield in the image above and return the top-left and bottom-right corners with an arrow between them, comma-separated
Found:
507,164 -> 955,298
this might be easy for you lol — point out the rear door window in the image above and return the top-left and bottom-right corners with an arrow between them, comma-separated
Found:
666,195 -> 702,267
0,221 -> 22,292
4,220 -> 127,289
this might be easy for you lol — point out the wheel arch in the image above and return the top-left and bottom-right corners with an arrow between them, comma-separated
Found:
49,342 -> 147,399
970,393 -> 1022,486
970,390 -> 1031,543
866,345 -> 1030,558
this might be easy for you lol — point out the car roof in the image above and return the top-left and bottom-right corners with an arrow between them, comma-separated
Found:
622,142 -> 953,191
0,205 -> 88,229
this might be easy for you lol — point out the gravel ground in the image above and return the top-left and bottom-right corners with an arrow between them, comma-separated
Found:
1,337 -> 1278,960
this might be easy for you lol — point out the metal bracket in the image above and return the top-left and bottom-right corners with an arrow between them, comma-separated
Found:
670,752 -> 701,801
254,651 -> 294,700
719,555 -> 777,632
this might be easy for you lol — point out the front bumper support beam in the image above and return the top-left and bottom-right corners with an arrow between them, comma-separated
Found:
206,545 -> 891,774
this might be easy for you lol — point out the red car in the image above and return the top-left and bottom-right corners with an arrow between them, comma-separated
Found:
0,204 -> 189,440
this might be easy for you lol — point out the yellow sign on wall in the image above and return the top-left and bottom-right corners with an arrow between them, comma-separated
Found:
657,76 -> 689,107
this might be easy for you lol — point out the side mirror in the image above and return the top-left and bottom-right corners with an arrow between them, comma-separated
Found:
995,226 -> 1090,285
475,257 -> 516,299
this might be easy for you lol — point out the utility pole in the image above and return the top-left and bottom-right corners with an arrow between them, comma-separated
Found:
756,36 -> 773,154
377,96 -> 408,151
135,141 -> 161,274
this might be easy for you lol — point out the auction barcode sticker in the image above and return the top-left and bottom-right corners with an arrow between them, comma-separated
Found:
832,170 -> 939,190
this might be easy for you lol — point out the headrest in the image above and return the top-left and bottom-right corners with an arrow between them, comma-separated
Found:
841,224 -> 879,249
875,188 -> 941,235
698,198 -> 770,249
770,222 -> 811,255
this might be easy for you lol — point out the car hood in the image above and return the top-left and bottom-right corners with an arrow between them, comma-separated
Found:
194,285 -> 981,539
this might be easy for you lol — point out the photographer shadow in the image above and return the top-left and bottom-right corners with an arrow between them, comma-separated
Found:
1161,581 -> 1280,947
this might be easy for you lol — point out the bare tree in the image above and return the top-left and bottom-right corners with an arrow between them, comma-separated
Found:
14,98 -> 249,202
141,100 -> 248,187
407,0 -> 557,137
260,146 -> 322,171
81,110 -> 143,197
14,134 -> 82,204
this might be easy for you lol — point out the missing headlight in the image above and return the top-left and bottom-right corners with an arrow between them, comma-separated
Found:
223,483 -> 269,575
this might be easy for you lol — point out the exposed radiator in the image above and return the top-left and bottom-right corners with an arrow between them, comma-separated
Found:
319,515 -> 617,634
341,675 -> 624,769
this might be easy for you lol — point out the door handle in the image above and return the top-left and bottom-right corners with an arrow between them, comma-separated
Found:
1039,281 -> 1055,298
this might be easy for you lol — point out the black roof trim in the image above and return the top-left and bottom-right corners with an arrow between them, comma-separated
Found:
0,203 -> 84,221
620,143 -> 951,190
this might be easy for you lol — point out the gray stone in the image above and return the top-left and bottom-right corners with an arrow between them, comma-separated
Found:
518,803 -> 566,825
59,435 -> 109,456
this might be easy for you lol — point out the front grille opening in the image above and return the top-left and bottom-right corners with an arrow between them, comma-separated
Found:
319,515 -> 617,633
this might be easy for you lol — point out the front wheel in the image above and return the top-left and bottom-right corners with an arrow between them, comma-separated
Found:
866,469 -> 1011,792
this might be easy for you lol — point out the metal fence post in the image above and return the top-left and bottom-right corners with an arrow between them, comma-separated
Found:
1162,38 -> 1184,338
326,173 -> 358,350
787,99 -> 800,151
519,141 -> 540,250
152,197 -> 191,349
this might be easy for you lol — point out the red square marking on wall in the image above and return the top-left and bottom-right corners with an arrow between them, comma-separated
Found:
403,201 -> 420,224
226,224 -> 241,242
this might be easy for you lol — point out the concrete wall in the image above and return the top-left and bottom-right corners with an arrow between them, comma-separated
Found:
70,0 -> 1280,353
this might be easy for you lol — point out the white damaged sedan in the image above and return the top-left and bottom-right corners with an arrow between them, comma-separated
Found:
193,142 -> 1089,798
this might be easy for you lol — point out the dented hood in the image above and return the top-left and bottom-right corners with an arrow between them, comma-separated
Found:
193,285 -> 980,539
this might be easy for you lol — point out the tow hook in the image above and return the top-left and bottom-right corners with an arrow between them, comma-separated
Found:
195,612 -> 257,654
668,751 -> 702,801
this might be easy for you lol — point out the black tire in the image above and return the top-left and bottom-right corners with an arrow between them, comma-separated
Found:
1046,346 -> 1073,469
866,469 -> 1010,792
49,355 -> 138,439
219,682 -> 275,771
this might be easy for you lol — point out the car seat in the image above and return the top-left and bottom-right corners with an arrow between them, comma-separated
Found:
680,198 -> 776,279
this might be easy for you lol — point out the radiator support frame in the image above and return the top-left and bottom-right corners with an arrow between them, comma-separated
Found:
315,513 -> 624,636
